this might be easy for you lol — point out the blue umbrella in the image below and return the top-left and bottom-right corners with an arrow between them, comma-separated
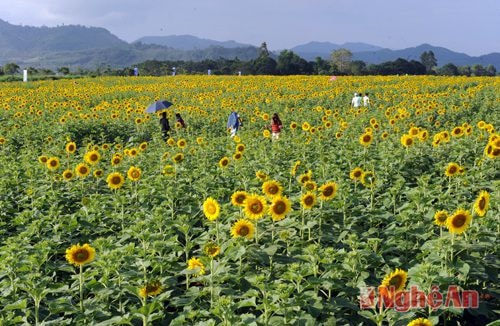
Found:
145,100 -> 174,113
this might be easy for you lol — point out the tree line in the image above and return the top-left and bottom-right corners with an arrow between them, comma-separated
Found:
0,44 -> 497,78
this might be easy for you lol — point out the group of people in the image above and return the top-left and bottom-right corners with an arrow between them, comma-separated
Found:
160,92 -> 370,141
226,111 -> 283,140
159,112 -> 186,140
351,92 -> 370,108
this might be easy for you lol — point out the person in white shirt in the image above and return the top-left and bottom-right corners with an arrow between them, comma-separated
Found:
363,93 -> 370,107
351,93 -> 361,108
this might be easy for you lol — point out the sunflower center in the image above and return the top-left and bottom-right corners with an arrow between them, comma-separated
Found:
452,214 -> 466,227
478,197 -> 486,210
250,201 -> 263,213
132,171 -> 139,178
90,154 -> 98,161
236,195 -> 246,204
273,201 -> 286,214
304,196 -> 314,206
112,176 -> 122,184
389,275 -> 402,288
268,186 -> 278,194
75,249 -> 89,262
239,226 -> 249,236
449,166 -> 457,174
323,186 -> 334,197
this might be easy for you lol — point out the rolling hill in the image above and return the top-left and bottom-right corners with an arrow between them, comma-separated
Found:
0,18 -> 498,70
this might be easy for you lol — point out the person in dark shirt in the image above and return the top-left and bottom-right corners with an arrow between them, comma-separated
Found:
175,113 -> 186,128
160,112 -> 170,140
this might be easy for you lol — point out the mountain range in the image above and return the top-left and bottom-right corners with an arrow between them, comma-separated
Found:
0,18 -> 498,70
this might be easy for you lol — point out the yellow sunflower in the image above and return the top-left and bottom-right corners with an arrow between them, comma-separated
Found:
127,166 -> 141,181
231,191 -> 248,207
243,194 -> 267,220
62,169 -> 74,181
167,138 -> 176,146
359,132 -> 373,146
269,196 -> 292,221
65,243 -> 96,266
446,209 -> 472,234
473,190 -> 490,217
361,171 -> 376,188
84,150 -> 101,165
219,157 -> 230,168
230,219 -> 255,239
407,318 -> 432,326
93,169 -> 103,178
301,122 -> 311,131
303,180 -> 317,191
350,167 -> 363,180
46,157 -> 60,171
38,155 -> 48,164
290,160 -> 301,176
433,210 -> 448,226
173,153 -> 184,163
139,281 -> 162,298
301,192 -> 316,209
236,143 -> 245,152
319,182 -> 337,201
177,139 -> 187,149
139,142 -> 148,151
162,165 -> 175,176
255,170 -> 268,181
262,180 -> 282,198
400,134 -> 414,147
75,163 -> 90,178
111,154 -> 122,166
380,268 -> 407,294
263,129 -> 271,138
65,142 -> 77,154
444,162 -> 461,177
233,152 -> 243,160
203,197 -> 220,221
187,257 -> 205,276
106,172 -> 125,190
298,171 -> 312,184
203,242 -> 221,258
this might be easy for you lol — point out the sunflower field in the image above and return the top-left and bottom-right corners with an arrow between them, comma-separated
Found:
0,75 -> 498,325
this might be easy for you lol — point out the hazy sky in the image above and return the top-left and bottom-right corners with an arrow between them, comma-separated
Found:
1,0 -> 498,56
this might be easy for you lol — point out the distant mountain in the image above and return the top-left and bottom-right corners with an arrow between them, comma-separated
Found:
291,41 -> 383,57
0,18 -> 498,70
135,35 -> 253,50
293,41 -> 500,70
0,19 -> 127,59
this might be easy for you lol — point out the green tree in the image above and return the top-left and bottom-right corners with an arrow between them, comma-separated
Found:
471,64 -> 487,76
251,42 -> 277,75
420,51 -> 437,74
437,63 -> 459,76
3,62 -> 20,75
57,67 -> 70,75
486,64 -> 497,76
458,65 -> 471,76
330,48 -> 352,74
276,50 -> 311,75
312,57 -> 331,75
350,60 -> 367,75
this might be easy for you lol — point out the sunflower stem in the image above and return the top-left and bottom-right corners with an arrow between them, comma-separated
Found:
79,264 -> 84,313
210,259 -> 214,307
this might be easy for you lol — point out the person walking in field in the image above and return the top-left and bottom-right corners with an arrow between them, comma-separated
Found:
159,111 -> 171,140
227,110 -> 242,138
175,113 -> 186,128
351,92 -> 362,108
363,93 -> 371,107
270,113 -> 283,140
